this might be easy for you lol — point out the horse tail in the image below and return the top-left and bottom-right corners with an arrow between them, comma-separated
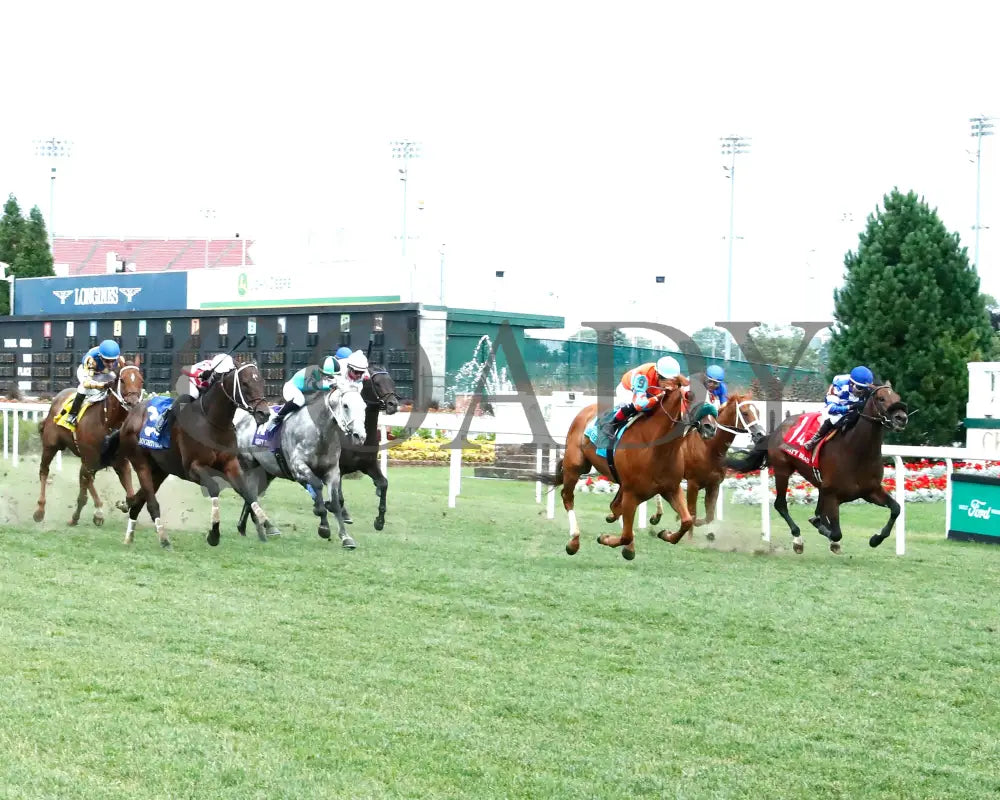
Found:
725,445 -> 769,473
528,457 -> 564,486
99,430 -> 121,468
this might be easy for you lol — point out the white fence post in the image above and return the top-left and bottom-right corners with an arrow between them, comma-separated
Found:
12,409 -> 19,467
2,408 -> 7,460
546,447 -> 557,520
894,456 -> 906,556
760,467 -> 770,542
447,445 -> 461,508
944,457 -> 953,536
535,447 -> 543,504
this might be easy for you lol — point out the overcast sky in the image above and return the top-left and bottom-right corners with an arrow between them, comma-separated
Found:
0,1 -> 995,340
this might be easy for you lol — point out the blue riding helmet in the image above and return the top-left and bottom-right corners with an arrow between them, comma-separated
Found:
706,364 -> 725,382
335,346 -> 352,359
98,339 -> 120,360
850,366 -> 874,387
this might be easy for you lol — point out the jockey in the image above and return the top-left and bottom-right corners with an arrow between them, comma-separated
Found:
65,339 -> 123,425
603,355 -> 682,439
335,345 -> 353,363
703,364 -> 729,409
265,355 -> 341,432
803,365 -> 875,451
341,350 -> 369,389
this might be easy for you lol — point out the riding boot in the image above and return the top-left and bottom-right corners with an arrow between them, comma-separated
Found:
266,400 -> 299,431
803,419 -> 834,451
64,392 -> 86,425
602,405 -> 635,439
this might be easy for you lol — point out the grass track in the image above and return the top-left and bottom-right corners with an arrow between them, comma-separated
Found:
1,458 -> 999,799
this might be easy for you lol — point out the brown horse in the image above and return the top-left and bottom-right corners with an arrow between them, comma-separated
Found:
537,377 -> 718,560
725,383 -> 908,554
34,360 -> 144,527
100,361 -> 276,548
648,393 -> 765,531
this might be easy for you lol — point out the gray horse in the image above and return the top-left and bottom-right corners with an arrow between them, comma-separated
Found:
234,385 -> 367,547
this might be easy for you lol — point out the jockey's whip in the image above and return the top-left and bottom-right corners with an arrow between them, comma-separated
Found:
366,333 -> 374,361
203,334 -> 248,383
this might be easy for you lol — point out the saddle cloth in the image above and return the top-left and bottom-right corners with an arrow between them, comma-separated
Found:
583,407 -> 641,459
138,396 -> 174,450
778,411 -> 832,469
251,405 -> 284,449
54,393 -> 102,433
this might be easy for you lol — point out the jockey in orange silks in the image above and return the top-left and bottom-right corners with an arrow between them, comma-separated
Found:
601,355 -> 683,439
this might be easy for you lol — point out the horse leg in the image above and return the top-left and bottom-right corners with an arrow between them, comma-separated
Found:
606,488 -> 622,524
125,487 -> 147,544
365,463 -> 388,530
222,460 -> 280,542
338,476 -> 353,525
818,493 -> 844,554
773,469 -> 804,554
237,501 -> 253,537
127,460 -> 169,548
561,459 -> 586,556
87,476 -> 107,527
657,486 -> 695,544
112,455 -> 136,513
648,495 -> 664,527
34,440 -> 58,523
700,482 -> 720,541
69,465 -> 93,527
687,480 -> 704,528
322,468 -> 355,549
597,490 -> 639,560
864,486 -> 900,549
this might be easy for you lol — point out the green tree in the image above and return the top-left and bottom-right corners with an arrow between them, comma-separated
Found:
830,189 -> 994,445
746,324 -> 827,372
0,195 -> 54,315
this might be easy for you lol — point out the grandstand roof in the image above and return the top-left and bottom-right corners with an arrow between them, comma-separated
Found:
53,237 -> 253,276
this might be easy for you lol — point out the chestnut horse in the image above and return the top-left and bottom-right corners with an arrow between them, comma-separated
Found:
100,361 -> 277,548
725,383 -> 908,554
648,394 -> 765,531
34,360 -> 144,527
537,377 -> 718,560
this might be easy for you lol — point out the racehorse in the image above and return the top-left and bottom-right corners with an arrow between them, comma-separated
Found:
100,361 -> 278,548
333,364 -> 399,529
34,359 -> 144,527
725,383 -> 908,554
536,376 -> 718,560
233,385 -> 368,548
648,394 -> 765,532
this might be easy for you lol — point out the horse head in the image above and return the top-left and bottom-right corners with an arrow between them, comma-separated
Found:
327,385 -> 367,446
363,365 -> 399,415
720,393 -> 766,443
864,382 -> 908,432
220,362 -> 271,425
116,360 -> 145,408
657,376 -> 717,441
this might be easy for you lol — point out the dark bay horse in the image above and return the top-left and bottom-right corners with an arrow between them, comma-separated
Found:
649,394 -> 765,531
537,377 -> 718,560
34,360 -> 144,526
335,365 -> 399,529
100,362 -> 276,548
725,383 -> 908,554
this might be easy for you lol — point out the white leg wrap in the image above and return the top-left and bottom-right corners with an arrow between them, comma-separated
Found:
567,509 -> 580,536
126,518 -> 136,535
211,497 -> 220,524
251,501 -> 268,523
154,517 -> 164,533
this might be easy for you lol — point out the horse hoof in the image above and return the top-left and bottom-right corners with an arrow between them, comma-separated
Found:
374,517 -> 385,531
68,518 -> 79,527
566,539 -> 580,555
829,529 -> 843,543
32,508 -> 44,523
93,514 -> 105,527
830,541 -> 842,555
318,525 -> 331,540
160,540 -> 172,550
207,533 -> 220,547
705,531 -> 716,541
649,514 -> 662,526
793,541 -> 804,555
115,500 -> 129,513
237,527 -> 247,537
343,517 -> 353,525
605,514 -> 617,524
341,537 -> 357,550
266,527 -> 281,538
869,534 -> 885,548
622,548 -> 635,561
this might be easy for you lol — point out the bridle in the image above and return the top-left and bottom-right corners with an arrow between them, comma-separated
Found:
326,384 -> 365,439
857,384 -> 908,430
365,368 -> 399,411
714,399 -> 764,438
203,363 -> 269,416
108,364 -> 144,409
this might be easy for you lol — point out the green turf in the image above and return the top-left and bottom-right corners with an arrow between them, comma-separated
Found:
1,458 -> 999,799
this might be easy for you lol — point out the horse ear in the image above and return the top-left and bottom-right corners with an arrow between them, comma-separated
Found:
884,379 -> 891,390
134,353 -> 141,367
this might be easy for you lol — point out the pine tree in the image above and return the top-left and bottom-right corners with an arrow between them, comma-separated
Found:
0,195 -> 55,315
830,189 -> 993,445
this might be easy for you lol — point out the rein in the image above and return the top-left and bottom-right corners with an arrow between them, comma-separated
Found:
714,400 -> 763,436
857,385 -> 908,430
223,363 -> 268,415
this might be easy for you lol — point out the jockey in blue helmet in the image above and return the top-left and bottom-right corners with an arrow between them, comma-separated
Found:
703,364 -> 728,409
804,365 -> 875,451
65,339 -> 123,424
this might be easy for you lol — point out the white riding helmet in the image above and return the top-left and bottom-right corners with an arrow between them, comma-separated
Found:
655,356 -> 681,379
346,350 -> 369,373
208,354 -> 236,373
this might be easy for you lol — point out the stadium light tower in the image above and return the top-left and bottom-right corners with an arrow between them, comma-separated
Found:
970,116 -> 994,271
33,137 -> 73,246
721,134 -> 751,363
391,140 -> 422,257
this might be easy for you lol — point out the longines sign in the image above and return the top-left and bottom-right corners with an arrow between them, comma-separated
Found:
14,273 -> 187,315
